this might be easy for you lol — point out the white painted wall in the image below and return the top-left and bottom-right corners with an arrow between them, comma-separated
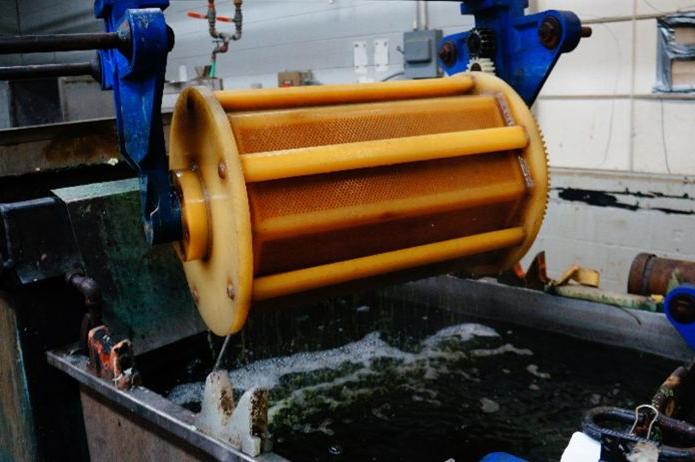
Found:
536,0 -> 695,175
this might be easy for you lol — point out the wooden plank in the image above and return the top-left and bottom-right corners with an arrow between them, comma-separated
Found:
0,292 -> 38,462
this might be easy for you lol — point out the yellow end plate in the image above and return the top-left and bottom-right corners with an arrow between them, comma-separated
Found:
169,87 -> 254,335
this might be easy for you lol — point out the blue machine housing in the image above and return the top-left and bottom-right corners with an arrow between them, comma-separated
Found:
440,0 -> 583,105
95,0 -> 181,244
480,452 -> 527,462
664,284 -> 695,350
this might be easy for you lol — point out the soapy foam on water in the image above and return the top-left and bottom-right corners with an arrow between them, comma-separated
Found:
471,343 -> 534,357
421,323 -> 498,347
168,323 -> 499,407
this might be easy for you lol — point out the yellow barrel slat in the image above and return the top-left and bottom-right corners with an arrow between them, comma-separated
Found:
255,181 -> 527,240
242,126 -> 529,183
252,227 -> 526,301
215,75 -> 474,111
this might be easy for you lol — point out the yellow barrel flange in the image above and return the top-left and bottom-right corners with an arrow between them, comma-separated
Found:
170,86 -> 254,335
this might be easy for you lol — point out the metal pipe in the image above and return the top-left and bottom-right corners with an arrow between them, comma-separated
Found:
415,1 -> 428,31
629,253 -> 695,296
205,0 -> 243,77
66,271 -> 102,352
0,32 -> 126,54
0,61 -> 100,80
67,273 -> 102,308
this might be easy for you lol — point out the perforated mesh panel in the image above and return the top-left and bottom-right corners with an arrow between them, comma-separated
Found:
229,96 -> 504,154
227,93 -> 528,276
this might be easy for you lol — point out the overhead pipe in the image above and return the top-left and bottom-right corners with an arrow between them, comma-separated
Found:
66,271 -> 102,352
0,32 -> 127,54
0,60 -> 100,80
415,0 -> 428,30
188,0 -> 243,77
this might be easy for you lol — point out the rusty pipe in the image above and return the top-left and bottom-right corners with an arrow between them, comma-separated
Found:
652,359 -> 695,419
231,0 -> 243,41
0,32 -> 127,54
66,272 -> 101,307
206,0 -> 242,75
0,61 -> 100,81
66,271 -> 102,351
628,253 -> 695,296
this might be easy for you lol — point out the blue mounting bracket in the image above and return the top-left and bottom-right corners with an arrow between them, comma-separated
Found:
95,0 -> 181,244
665,284 -> 695,350
439,0 -> 587,106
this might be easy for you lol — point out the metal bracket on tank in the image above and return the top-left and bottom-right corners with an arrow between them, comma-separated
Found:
438,0 -> 591,105
195,370 -> 272,456
95,0 -> 181,244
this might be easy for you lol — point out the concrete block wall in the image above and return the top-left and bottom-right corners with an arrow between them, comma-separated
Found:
526,1 -> 695,291
523,169 -> 695,291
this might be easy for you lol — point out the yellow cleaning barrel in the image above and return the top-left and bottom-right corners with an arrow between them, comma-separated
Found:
169,72 -> 548,335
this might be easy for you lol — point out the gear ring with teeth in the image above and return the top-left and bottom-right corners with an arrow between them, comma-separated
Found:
466,57 -> 496,74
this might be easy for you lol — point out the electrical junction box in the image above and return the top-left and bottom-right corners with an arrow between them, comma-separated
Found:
278,70 -> 315,87
403,29 -> 443,79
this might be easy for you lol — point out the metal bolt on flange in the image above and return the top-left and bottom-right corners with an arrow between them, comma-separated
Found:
438,41 -> 457,67
670,294 -> 695,325
538,17 -> 562,49
218,161 -> 227,179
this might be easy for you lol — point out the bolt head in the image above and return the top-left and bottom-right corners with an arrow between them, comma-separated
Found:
671,294 -> 695,324
438,41 -> 457,67
218,161 -> 227,179
539,17 -> 562,49
226,282 -> 235,299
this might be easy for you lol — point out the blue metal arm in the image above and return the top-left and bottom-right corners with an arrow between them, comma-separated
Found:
665,284 -> 695,350
95,0 -> 181,244
439,0 -> 587,105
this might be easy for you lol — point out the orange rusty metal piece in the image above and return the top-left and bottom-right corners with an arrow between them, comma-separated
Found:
87,326 -> 140,390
